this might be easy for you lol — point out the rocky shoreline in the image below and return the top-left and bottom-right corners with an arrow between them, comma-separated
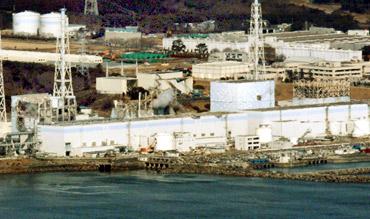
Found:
0,157 -> 143,174
0,156 -> 369,184
158,164 -> 370,184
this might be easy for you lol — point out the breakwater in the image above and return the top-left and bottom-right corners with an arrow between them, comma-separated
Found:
159,164 -> 370,184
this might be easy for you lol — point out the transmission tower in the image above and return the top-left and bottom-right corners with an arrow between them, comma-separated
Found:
248,0 -> 266,80
84,0 -> 99,16
77,30 -> 91,88
0,32 -> 6,122
53,8 -> 77,122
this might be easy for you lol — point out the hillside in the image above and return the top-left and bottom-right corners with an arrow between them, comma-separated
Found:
289,0 -> 369,28
0,0 -> 361,32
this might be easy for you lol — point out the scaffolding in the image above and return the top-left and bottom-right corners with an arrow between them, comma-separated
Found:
293,80 -> 351,99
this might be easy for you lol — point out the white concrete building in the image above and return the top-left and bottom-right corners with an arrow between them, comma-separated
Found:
298,61 -> 364,81
235,135 -> 260,151
163,33 -> 250,52
96,77 -> 137,94
105,27 -> 142,42
38,102 -> 369,156
192,61 -> 251,79
348,30 -> 369,36
210,80 -> 275,112
274,43 -> 362,62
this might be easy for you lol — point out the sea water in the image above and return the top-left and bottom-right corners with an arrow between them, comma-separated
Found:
0,164 -> 369,218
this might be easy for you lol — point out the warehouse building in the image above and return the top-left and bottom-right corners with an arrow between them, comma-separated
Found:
105,26 -> 142,42
192,61 -> 251,79
164,27 -> 366,62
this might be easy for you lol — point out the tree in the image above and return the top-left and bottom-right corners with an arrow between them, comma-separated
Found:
195,43 -> 209,58
171,39 -> 186,54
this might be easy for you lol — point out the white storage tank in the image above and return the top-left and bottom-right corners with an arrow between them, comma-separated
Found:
40,12 -> 64,38
352,119 -> 370,137
256,124 -> 272,144
154,133 -> 175,151
12,11 -> 40,36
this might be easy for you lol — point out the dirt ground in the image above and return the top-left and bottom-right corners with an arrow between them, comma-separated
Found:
288,0 -> 369,26
1,37 -> 110,54
276,83 -> 370,101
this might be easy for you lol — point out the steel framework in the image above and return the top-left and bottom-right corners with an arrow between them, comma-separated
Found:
0,32 -> 6,122
77,31 -> 91,88
53,9 -> 76,121
84,0 -> 99,16
293,79 -> 350,99
248,0 -> 266,80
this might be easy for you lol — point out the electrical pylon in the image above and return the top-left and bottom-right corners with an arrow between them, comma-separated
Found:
53,8 -> 77,121
84,0 -> 99,16
77,30 -> 91,88
0,32 -> 6,122
248,0 -> 266,80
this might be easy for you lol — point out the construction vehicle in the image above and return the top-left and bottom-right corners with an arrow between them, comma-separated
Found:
99,49 -> 119,61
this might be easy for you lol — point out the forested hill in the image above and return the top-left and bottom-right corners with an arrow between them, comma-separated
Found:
311,0 -> 369,13
0,0 -> 362,32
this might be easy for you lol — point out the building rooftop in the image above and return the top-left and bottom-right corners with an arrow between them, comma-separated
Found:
213,79 -> 273,84
39,101 -> 367,127
97,76 -> 136,80
194,61 -> 250,67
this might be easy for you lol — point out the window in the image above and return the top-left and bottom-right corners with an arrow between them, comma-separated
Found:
256,95 -> 262,101
210,133 -> 215,136
201,133 -> 205,137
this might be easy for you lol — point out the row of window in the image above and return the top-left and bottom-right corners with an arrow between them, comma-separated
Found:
81,140 -> 115,147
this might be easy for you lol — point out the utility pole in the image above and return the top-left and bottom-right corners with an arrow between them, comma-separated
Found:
0,32 -> 6,122
84,0 -> 99,16
53,8 -> 77,121
248,0 -> 266,80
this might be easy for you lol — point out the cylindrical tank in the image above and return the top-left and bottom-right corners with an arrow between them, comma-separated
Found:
256,124 -> 272,144
40,12 -> 64,38
155,133 -> 175,151
352,119 -> 370,137
12,11 -> 40,36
